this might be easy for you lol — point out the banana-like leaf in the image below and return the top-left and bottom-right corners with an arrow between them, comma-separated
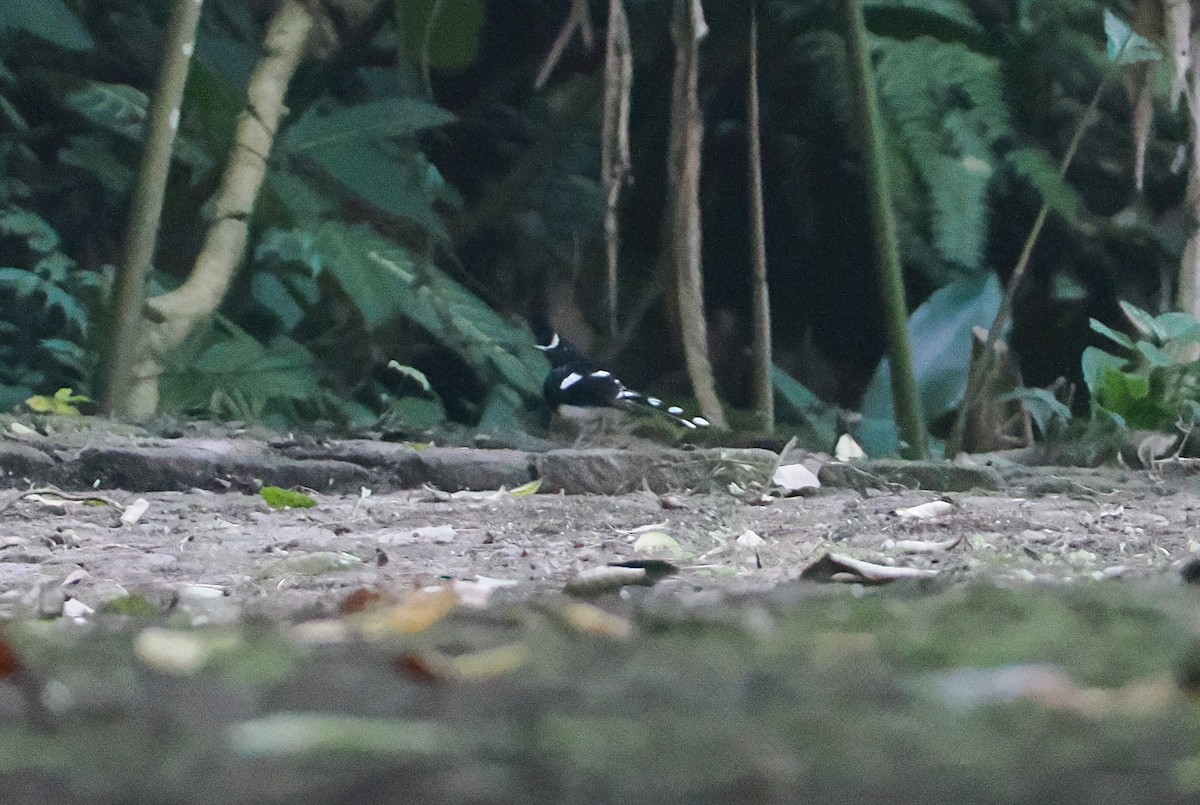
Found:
0,0 -> 94,52
312,223 -> 544,400
860,272 -> 1002,455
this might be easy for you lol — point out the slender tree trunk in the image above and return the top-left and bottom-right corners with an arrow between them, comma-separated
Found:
114,0 -> 315,418
746,3 -> 774,430
842,0 -> 926,457
601,0 -> 632,338
100,0 -> 204,415
667,0 -> 727,429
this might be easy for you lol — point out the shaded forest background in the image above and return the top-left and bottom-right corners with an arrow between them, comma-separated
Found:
0,0 -> 1188,455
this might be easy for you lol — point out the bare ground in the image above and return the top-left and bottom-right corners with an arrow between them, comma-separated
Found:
3,429 -> 1200,803
0,459 -> 1193,620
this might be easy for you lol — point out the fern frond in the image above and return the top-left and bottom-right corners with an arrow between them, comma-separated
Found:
875,36 -> 1010,272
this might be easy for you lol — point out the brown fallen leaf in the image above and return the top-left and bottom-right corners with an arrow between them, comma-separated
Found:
0,631 -> 23,679
353,587 -> 459,637
800,552 -> 937,584
394,651 -> 443,684
339,587 -> 393,616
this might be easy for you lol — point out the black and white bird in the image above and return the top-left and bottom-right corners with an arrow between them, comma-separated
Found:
534,329 -> 710,432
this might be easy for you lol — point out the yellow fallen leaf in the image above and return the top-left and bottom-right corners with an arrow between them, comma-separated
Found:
354,587 -> 459,637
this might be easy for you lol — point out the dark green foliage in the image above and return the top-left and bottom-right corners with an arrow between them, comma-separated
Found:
876,35 -> 1008,274
0,0 -> 1188,437
0,206 -> 105,409
860,272 -> 1002,455
0,0 -> 93,52
1082,303 -> 1200,432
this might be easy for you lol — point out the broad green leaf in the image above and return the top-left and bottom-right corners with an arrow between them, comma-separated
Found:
0,267 -> 42,295
58,134 -> 135,194
312,223 -> 544,400
1153,312 -> 1200,342
381,395 -> 446,428
64,81 -> 213,174
285,98 -> 456,152
1095,369 -> 1168,429
250,274 -> 306,332
64,82 -> 147,139
1119,301 -> 1163,342
287,139 -> 458,238
1088,317 -> 1134,350
0,209 -> 58,253
400,0 -> 486,71
160,326 -> 322,415
1104,9 -> 1161,65
1135,341 -> 1176,369
36,338 -> 86,371
1080,346 -> 1127,399
261,487 -> 317,509
771,365 -> 838,448
0,0 -> 94,51
861,272 -> 1002,455
1000,387 -> 1071,435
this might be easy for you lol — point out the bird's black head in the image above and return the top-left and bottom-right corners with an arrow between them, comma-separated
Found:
533,325 -> 583,368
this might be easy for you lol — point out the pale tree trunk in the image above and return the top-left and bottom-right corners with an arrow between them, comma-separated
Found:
113,1 -> 315,418
1178,23 -> 1200,316
667,0 -> 727,429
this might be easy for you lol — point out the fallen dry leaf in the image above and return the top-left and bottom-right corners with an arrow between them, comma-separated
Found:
120,497 -> 150,525
800,552 -> 937,584
884,536 -> 963,553
450,643 -> 530,680
773,463 -> 820,494
631,530 -> 685,557
892,500 -> 955,520
353,587 -> 459,637
340,587 -> 394,615
564,560 -> 679,597
558,601 -> 633,639
0,631 -> 23,679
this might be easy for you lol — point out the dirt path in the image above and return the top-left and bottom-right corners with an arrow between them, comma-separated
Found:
0,451 -> 1191,620
4,430 -> 1200,803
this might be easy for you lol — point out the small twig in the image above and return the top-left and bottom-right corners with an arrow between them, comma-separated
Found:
535,0 -> 593,90
420,0 -> 447,98
0,486 -> 126,514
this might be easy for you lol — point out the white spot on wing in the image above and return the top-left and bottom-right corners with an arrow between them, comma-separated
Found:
169,108 -> 180,131
692,417 -> 710,427
617,390 -> 639,399
667,406 -> 684,415
590,370 -> 612,378
559,372 -> 584,390
647,397 -> 662,407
